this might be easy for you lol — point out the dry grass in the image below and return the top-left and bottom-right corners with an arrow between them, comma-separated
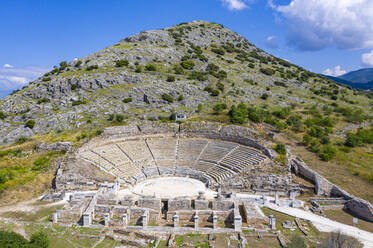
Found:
277,133 -> 373,203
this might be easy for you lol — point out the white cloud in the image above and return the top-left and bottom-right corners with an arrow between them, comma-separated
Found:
221,0 -> 249,10
3,64 -> 14,68
323,65 -> 347,77
271,0 -> 373,51
0,65 -> 50,91
362,50 -> 373,67
265,36 -> 278,49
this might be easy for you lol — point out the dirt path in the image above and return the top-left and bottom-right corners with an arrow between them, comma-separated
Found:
0,196 -> 67,215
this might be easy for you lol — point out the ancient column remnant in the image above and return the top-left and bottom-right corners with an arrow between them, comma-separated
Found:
213,215 -> 218,229
52,212 -> 58,223
275,192 -> 279,205
234,215 -> 242,232
122,214 -> 128,227
142,211 -> 148,228
173,215 -> 179,228
269,215 -> 276,230
83,213 -> 91,227
104,213 -> 110,227
194,215 -> 199,229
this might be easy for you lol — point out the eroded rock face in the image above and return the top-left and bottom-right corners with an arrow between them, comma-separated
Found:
35,142 -> 72,152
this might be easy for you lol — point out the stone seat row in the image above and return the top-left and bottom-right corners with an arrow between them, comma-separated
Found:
80,138 -> 267,184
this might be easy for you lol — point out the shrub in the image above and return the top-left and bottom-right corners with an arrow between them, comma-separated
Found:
72,99 -> 87,106
319,145 -> 337,161
75,60 -> 82,67
303,134 -> 312,146
247,107 -> 270,123
177,95 -> 184,101
206,63 -> 219,72
248,63 -> 255,68
59,61 -> 68,69
135,65 -> 142,73
274,81 -> 287,87
0,111 -> 6,120
229,103 -> 248,124
116,114 -> 124,122
162,93 -> 174,103
167,75 -> 176,82
197,104 -> 203,113
122,97 -> 132,103
211,47 -> 225,55
189,71 -> 207,81
115,59 -> 129,67
86,65 -> 98,71
345,132 -> 364,147
261,93 -> 269,100
216,82 -> 224,92
71,84 -> 77,90
29,231 -> 49,248
215,70 -> 227,79
272,107 -> 291,119
37,98 -> 50,104
173,65 -> 184,74
180,60 -> 195,70
286,115 -> 303,131
213,103 -> 227,114
0,230 -> 29,247
275,143 -> 286,155
145,63 -> 157,71
260,68 -> 275,76
25,120 -> 35,129
108,114 -> 115,121
42,77 -> 51,82
204,86 -> 219,96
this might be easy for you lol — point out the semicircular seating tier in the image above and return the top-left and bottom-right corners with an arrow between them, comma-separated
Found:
79,137 -> 268,185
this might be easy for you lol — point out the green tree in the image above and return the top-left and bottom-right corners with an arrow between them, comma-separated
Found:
29,231 -> 49,248
115,59 -> 129,67
116,114 -> 124,122
0,230 -> 29,248
303,134 -> 312,146
229,103 -> 248,124
213,103 -> 227,114
275,143 -> 286,155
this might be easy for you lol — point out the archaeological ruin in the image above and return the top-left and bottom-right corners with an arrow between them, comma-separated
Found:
48,121 -> 373,237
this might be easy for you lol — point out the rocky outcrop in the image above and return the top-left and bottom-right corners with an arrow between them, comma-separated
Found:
35,142 -> 72,152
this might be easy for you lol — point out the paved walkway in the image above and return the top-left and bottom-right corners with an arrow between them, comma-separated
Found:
265,202 -> 373,248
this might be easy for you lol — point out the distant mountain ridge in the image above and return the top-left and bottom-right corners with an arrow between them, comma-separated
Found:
340,68 -> 373,84
325,68 -> 373,90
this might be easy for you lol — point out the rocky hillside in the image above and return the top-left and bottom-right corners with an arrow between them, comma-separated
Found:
0,20 -> 372,144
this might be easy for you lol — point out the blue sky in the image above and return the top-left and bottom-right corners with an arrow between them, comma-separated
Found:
1,0 -> 373,97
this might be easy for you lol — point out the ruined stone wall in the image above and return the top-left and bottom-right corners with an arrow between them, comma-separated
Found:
290,156 -> 373,222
